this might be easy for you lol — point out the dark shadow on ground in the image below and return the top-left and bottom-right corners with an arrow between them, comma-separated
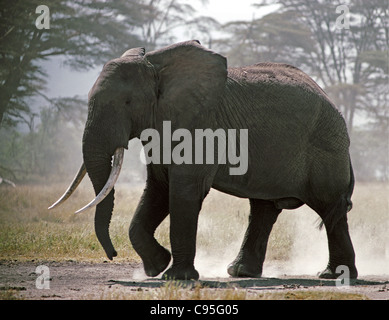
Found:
109,277 -> 388,290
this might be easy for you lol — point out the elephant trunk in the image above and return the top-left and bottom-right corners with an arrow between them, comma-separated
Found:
82,140 -> 119,260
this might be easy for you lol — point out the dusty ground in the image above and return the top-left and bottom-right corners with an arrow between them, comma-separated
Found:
0,260 -> 388,300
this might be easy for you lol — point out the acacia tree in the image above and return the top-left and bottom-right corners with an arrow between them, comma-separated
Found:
133,0 -> 218,49
252,0 -> 388,132
218,10 -> 316,67
0,0 -> 215,126
0,0 -> 145,127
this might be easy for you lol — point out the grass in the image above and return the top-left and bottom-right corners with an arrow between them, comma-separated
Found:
0,181 -> 388,271
0,181 -> 144,261
0,287 -> 26,300
1,181 -> 387,300
0,181 -> 295,263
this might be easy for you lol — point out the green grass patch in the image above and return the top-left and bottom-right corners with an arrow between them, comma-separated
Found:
0,183 -> 143,261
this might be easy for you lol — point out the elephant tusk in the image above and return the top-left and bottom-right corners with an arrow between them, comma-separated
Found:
75,147 -> 124,214
48,163 -> 87,210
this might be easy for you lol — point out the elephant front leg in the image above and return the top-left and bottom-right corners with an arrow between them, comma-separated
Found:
129,182 -> 171,277
162,194 -> 202,280
162,170 -> 212,281
228,199 -> 281,278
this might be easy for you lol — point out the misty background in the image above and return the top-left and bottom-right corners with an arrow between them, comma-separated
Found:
0,0 -> 387,184
0,1 -> 388,279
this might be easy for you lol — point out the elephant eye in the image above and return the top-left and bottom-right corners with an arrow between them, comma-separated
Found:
125,100 -> 131,105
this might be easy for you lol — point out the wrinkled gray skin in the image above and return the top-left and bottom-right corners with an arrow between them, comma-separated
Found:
83,40 -> 357,280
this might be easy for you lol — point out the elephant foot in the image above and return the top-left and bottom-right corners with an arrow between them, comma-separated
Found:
143,246 -> 171,277
162,265 -> 199,281
318,264 -> 358,280
227,262 -> 262,278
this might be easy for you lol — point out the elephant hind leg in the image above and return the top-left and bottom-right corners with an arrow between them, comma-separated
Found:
228,199 -> 281,278
313,197 -> 358,279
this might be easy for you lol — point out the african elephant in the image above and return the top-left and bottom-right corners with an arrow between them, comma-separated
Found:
50,40 -> 357,281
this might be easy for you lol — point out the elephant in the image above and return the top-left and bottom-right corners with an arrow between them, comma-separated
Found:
49,40 -> 357,281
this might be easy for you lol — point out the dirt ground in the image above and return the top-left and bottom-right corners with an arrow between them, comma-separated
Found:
0,260 -> 388,300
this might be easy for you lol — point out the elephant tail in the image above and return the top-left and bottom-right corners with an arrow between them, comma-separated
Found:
345,159 -> 355,213
319,158 -> 354,232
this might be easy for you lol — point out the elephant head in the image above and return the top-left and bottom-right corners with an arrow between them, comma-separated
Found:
49,40 -> 227,260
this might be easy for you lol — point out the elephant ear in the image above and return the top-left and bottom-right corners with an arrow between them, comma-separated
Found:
145,40 -> 227,130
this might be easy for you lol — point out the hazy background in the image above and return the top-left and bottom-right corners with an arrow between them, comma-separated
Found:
0,0 -> 387,184
0,1 -> 387,277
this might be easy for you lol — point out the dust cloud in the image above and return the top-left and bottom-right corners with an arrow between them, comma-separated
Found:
193,184 -> 389,279
282,205 -> 389,277
120,183 -> 388,280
